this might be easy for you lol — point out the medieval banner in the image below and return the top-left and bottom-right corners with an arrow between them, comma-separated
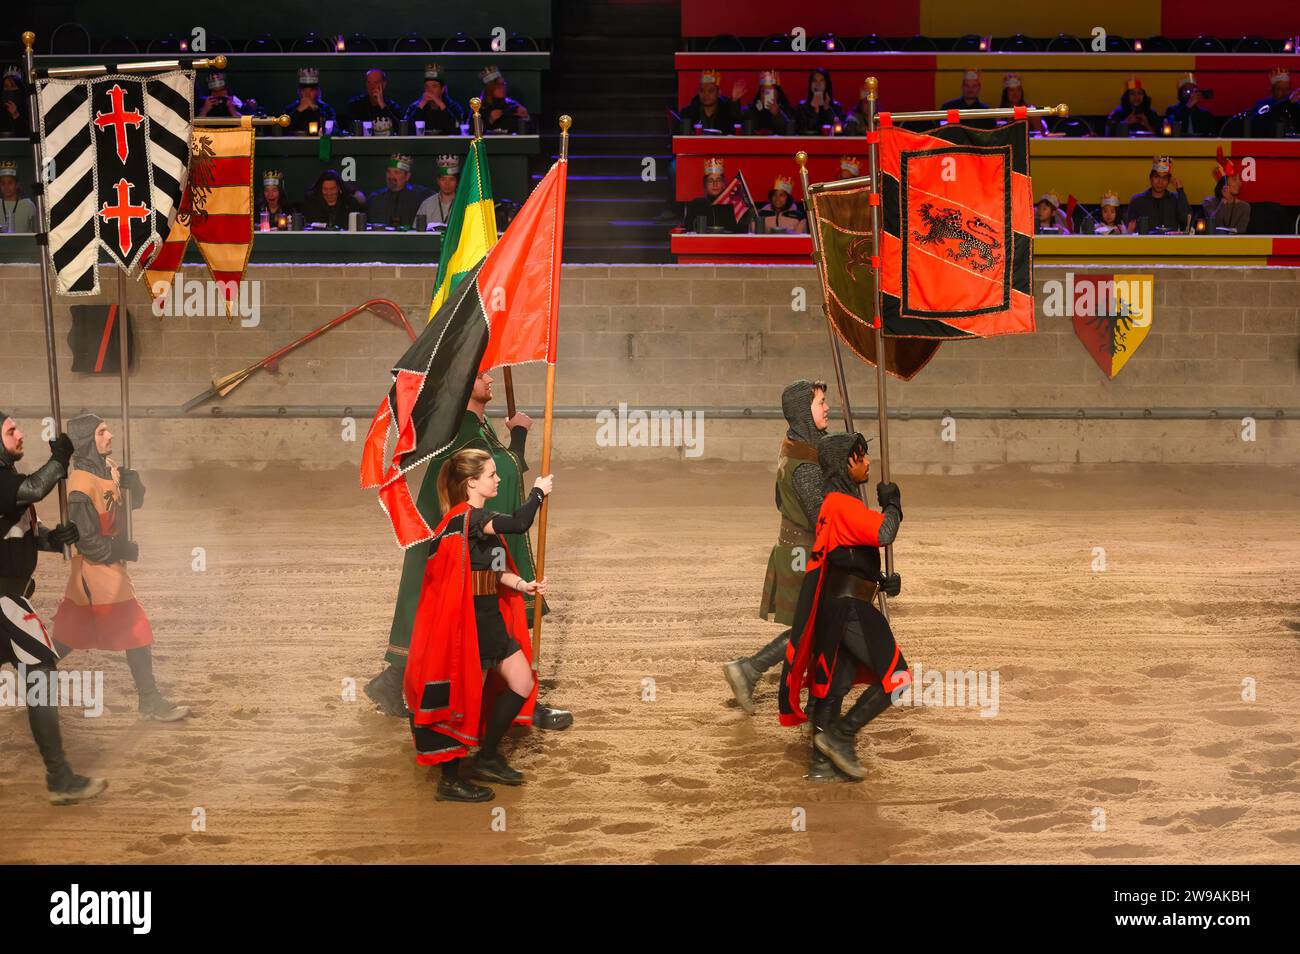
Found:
1070,273 -> 1154,378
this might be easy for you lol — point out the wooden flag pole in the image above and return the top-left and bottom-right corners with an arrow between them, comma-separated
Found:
22,32 -> 70,554
530,114 -> 571,666
796,151 -> 855,434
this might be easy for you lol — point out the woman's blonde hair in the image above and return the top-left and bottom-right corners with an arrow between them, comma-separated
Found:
437,448 -> 492,512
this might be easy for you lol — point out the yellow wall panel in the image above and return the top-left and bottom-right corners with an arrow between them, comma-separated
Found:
920,0 -> 1162,40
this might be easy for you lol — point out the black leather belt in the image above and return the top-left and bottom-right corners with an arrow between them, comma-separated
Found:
824,567 -> 878,603
778,516 -> 814,549
471,570 -> 501,596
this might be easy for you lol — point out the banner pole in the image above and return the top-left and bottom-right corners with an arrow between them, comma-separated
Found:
796,152 -> 855,434
23,31 -> 70,552
116,268 -> 133,540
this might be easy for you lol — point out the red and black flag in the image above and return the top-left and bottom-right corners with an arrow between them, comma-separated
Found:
877,119 -> 1034,339
66,304 -> 136,373
361,159 -> 568,548
713,170 -> 758,228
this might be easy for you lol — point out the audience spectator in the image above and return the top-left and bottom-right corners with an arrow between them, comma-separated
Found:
1093,191 -> 1130,234
681,158 -> 748,232
942,68 -> 995,129
198,72 -> 255,118
998,73 -> 1048,135
841,81 -> 873,136
1125,156 -> 1191,232
1,66 -> 31,138
838,156 -> 862,180
366,154 -> 431,228
255,170 -> 297,222
343,68 -> 403,133
1249,67 -> 1300,138
479,66 -> 530,133
284,67 -> 335,134
404,63 -> 464,136
794,68 -> 844,134
747,70 -> 794,135
1105,77 -> 1159,137
0,160 -> 37,233
1034,192 -> 1071,233
758,175 -> 807,233
1203,152 -> 1251,232
679,68 -> 744,133
302,169 -> 365,228
416,155 -> 461,226
1165,74 -> 1215,137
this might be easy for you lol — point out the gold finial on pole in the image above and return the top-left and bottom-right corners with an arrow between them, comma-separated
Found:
559,114 -> 572,161
795,150 -> 808,168
866,75 -> 878,101
469,96 -> 484,137
276,114 -> 290,127
1055,103 -> 1070,117
211,54 -> 228,69
22,31 -> 35,50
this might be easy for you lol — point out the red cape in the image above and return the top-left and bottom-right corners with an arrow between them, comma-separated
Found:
404,502 -> 537,765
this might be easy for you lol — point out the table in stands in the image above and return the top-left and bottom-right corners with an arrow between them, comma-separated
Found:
670,232 -> 813,263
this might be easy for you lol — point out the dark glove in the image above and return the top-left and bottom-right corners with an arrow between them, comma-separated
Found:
881,572 -> 901,597
111,538 -> 139,563
47,523 -> 80,547
876,481 -> 901,511
118,467 -> 145,503
49,433 -> 74,468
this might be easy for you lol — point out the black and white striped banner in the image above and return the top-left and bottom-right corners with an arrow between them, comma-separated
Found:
36,71 -> 193,296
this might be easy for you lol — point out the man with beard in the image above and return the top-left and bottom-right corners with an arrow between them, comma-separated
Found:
724,380 -> 828,717
365,371 -> 572,731
365,154 -> 431,229
52,414 -> 189,722
779,432 -> 906,781
0,413 -> 105,804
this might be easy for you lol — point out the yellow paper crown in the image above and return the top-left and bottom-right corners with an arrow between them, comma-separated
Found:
700,69 -> 721,87
772,174 -> 793,194
1151,156 -> 1173,175
840,156 -> 861,175
1002,72 -> 1022,89
1100,190 -> 1120,207
704,157 -> 725,176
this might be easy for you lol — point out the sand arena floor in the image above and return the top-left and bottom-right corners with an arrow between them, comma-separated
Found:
2,460 -> 1298,864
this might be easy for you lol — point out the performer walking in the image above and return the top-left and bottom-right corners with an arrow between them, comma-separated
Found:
366,370 -> 571,731
0,413 -> 106,804
779,432 -> 906,781
405,449 -> 551,802
51,415 -> 189,722
723,379 -> 829,713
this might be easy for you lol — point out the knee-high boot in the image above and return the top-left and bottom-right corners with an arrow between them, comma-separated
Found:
469,689 -> 527,786
808,695 -> 850,782
813,684 -> 892,780
27,695 -> 107,805
126,646 -> 190,722
723,629 -> 790,714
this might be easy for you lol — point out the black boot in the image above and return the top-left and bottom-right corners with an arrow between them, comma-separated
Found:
28,703 -> 107,806
127,646 -> 191,722
435,760 -> 494,803
363,664 -> 407,717
469,689 -> 527,785
723,630 -> 790,714
531,703 -> 573,731
813,684 -> 892,780
807,695 -> 850,783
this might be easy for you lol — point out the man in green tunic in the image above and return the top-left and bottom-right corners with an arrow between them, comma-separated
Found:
365,371 -> 573,730
723,379 -> 829,714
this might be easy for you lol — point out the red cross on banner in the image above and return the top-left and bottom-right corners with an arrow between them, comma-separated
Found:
99,178 -> 149,255
93,84 -> 144,163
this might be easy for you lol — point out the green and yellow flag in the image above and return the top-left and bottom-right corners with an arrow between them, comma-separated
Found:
428,138 -> 496,319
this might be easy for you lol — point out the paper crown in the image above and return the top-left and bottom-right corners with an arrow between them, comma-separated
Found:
1126,75 -> 1143,91
372,115 -> 394,134
1037,191 -> 1061,209
772,174 -> 794,194
704,157 -> 725,176
207,72 -> 227,90
424,63 -> 445,82
388,153 -> 413,172
1212,146 -> 1237,182
840,156 -> 861,176
1002,72 -> 1022,89
0,160 -> 16,177
858,80 -> 872,100
1151,156 -> 1173,175
1100,190 -> 1120,207
480,65 -> 503,85
436,154 -> 461,175
1178,72 -> 1196,88
1271,67 -> 1291,84
297,67 -> 319,85
759,70 -> 779,87
700,69 -> 721,87
2,65 -> 21,82
261,170 -> 284,187
963,69 -> 981,82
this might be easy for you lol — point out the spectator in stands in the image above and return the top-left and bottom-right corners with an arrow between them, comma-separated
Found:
1203,153 -> 1250,232
285,67 -> 335,135
255,170 -> 297,223
0,161 -> 37,233
1034,192 -> 1071,234
748,70 -> 794,135
416,155 -> 461,226
1093,191 -> 1129,234
404,63 -> 464,136
795,68 -> 844,134
366,154 -> 432,228
1125,156 -> 1191,233
841,80 -> 873,136
1250,67 -> 1300,138
679,68 -> 744,133
1105,77 -> 1158,137
479,66 -> 530,133
198,72 -> 254,118
302,169 -> 365,229
1165,74 -> 1215,137
681,157 -> 749,232
838,156 -> 862,180
344,68 -> 403,133
998,73 -> 1048,135
1,66 -> 31,138
942,68 -> 995,129
758,175 -> 807,233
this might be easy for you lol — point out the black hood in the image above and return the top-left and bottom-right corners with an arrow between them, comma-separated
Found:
68,413 -> 111,479
818,431 -> 870,497
781,379 -> 827,445
0,413 -> 15,470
